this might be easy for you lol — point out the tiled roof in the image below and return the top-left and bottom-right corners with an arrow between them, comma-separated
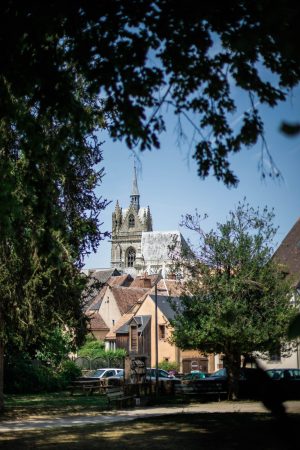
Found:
105,312 -> 135,339
149,295 -> 181,320
86,311 -> 109,331
107,274 -> 133,287
273,218 -> 300,287
86,285 -> 108,312
111,286 -> 149,315
87,268 -> 121,283
155,278 -> 185,296
82,268 -> 121,310
129,274 -> 158,288
116,315 -> 151,334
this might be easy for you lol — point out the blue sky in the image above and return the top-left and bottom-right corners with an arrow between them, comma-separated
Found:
84,85 -> 300,269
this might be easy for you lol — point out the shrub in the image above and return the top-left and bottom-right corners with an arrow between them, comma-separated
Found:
158,361 -> 179,372
57,360 -> 82,388
4,356 -> 82,394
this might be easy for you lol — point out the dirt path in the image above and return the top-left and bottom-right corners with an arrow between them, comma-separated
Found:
1,400 -> 300,432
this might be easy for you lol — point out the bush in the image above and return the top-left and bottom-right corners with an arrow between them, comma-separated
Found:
4,357 -> 82,394
158,361 -> 179,372
57,360 -> 82,388
4,359 -> 60,394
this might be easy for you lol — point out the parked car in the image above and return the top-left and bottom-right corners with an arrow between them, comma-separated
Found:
182,371 -> 207,384
266,368 -> 300,400
189,367 -> 268,399
87,368 -> 124,379
146,368 -> 181,382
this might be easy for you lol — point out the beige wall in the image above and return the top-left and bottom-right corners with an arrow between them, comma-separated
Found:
90,330 -> 108,342
138,295 -> 178,367
137,294 -> 216,372
98,287 -> 121,330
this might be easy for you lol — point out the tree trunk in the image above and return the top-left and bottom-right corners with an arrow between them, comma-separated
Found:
0,340 -> 4,412
224,351 -> 241,400
0,311 -> 4,412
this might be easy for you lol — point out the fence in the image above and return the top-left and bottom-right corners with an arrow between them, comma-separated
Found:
73,356 -> 124,371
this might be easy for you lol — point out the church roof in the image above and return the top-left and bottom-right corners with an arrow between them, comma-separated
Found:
273,218 -> 300,287
141,231 -> 188,261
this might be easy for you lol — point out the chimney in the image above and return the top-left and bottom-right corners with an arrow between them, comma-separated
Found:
141,272 -> 152,288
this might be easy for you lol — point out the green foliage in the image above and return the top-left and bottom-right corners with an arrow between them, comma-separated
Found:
58,360 -> 82,387
77,337 -> 105,358
4,357 -> 81,394
77,335 -> 126,360
158,361 -> 179,372
35,327 -> 75,368
172,200 -> 295,397
0,3 -> 299,189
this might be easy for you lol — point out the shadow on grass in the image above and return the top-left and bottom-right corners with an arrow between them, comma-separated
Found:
1,412 -> 299,450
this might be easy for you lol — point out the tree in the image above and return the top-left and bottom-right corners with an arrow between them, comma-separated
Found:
0,80 -> 109,410
171,201 -> 296,399
0,2 -> 300,187
1,0 -> 300,409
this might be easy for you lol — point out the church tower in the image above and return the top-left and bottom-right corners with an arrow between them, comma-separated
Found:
111,165 -> 152,275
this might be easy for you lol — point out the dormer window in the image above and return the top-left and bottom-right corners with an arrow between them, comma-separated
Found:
129,214 -> 135,228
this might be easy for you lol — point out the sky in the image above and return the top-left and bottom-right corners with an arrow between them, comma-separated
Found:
83,85 -> 300,269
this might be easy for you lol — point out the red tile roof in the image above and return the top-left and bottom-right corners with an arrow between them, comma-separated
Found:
273,218 -> 300,287
107,274 -> 133,287
86,311 -> 109,331
110,286 -> 149,315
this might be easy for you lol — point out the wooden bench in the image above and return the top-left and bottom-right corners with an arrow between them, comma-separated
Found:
175,383 -> 195,399
175,383 -> 227,402
106,387 -> 135,409
68,379 -> 104,396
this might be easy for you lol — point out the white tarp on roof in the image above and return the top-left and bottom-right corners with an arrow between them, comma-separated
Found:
141,231 -> 183,261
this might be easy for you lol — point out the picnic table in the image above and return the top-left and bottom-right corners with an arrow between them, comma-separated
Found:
68,378 -> 108,395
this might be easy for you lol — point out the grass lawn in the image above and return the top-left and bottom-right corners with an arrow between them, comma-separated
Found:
2,391 -> 110,419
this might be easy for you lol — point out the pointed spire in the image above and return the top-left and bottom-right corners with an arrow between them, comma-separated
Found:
131,163 -> 139,197
130,162 -> 140,211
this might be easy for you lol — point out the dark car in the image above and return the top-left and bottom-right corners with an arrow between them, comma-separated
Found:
190,367 -> 267,400
266,368 -> 300,400
146,368 -> 181,382
182,371 -> 207,384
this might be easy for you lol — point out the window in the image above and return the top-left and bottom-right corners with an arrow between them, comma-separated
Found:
159,325 -> 166,339
127,248 -> 136,267
130,325 -> 138,352
129,214 -> 135,228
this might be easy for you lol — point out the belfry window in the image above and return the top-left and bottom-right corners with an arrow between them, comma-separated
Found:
127,248 -> 136,267
129,214 -> 135,228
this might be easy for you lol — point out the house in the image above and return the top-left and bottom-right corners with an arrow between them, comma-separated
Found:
260,218 -> 300,369
81,268 -> 121,311
105,282 -> 215,373
273,217 -> 300,290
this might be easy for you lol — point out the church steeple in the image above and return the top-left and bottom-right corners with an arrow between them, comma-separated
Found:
130,163 -> 140,212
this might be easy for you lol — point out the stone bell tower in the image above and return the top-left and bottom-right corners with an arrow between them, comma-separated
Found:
111,164 -> 152,275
